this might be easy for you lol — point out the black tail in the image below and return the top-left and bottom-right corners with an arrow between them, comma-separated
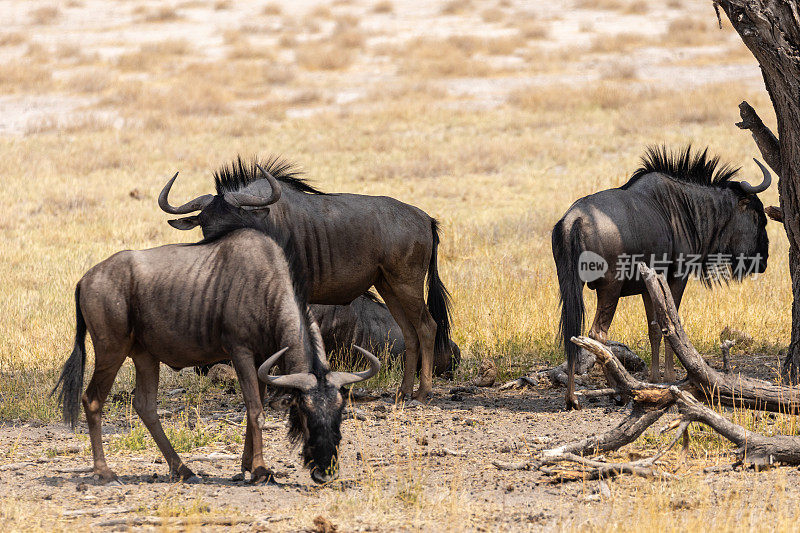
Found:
51,284 -> 87,429
552,219 -> 585,374
427,219 -> 454,367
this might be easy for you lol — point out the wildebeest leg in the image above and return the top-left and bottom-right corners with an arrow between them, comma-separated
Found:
378,279 -> 437,401
663,279 -> 687,382
376,280 -> 420,401
82,347 -> 126,484
241,379 -> 266,475
642,292 -> 662,382
231,352 -> 270,483
131,352 -> 197,482
578,285 -> 621,407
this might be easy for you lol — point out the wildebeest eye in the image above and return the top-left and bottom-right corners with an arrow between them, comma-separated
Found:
738,197 -> 750,208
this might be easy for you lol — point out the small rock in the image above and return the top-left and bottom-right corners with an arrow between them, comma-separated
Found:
416,436 -> 429,446
472,358 -> 497,387
312,515 -> 337,533
76,482 -> 88,492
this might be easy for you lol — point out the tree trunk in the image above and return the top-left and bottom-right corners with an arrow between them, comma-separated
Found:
716,1 -> 800,383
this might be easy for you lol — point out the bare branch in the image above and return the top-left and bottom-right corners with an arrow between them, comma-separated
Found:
736,101 -> 781,173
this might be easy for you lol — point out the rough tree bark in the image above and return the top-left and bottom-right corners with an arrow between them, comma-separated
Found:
714,1 -> 800,383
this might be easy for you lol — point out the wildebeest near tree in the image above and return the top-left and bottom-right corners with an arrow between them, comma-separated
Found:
159,157 -> 452,400
52,182 -> 380,484
311,292 -> 461,374
552,146 -> 772,410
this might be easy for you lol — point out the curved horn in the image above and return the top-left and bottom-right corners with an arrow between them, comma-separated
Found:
309,320 -> 330,371
257,347 -> 318,391
222,163 -> 282,208
740,159 -> 772,194
158,172 -> 214,214
327,346 -> 381,388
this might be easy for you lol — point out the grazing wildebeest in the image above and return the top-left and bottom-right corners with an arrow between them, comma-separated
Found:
52,183 -> 380,484
311,292 -> 461,374
159,156 -> 452,400
552,146 -> 771,409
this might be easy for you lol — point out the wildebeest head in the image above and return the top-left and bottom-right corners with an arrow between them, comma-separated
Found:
717,159 -> 771,279
158,161 -> 282,234
257,344 -> 380,484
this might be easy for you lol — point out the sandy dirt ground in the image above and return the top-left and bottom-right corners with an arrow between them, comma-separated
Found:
2,350 -> 798,532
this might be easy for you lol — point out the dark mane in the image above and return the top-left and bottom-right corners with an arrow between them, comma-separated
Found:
622,145 -> 740,190
214,155 -> 326,195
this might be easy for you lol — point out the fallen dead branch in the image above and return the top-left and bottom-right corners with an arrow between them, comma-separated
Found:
640,263 -> 800,413
499,341 -> 645,391
94,516 -> 252,527
520,264 -> 800,482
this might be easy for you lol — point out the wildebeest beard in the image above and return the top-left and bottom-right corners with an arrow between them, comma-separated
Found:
287,383 -> 345,483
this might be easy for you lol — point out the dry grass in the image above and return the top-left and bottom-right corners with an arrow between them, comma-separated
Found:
441,0 -> 472,15
295,42 -> 354,70
575,0 -> 623,10
29,5 -> 60,25
398,37 -> 495,77
590,32 -> 655,53
115,40 -> 194,71
226,38 -> 275,60
517,21 -> 549,40
137,6 -> 183,23
481,7 -> 505,23
372,0 -> 394,14
262,2 -> 282,15
0,32 -> 26,46
0,61 -> 53,92
308,5 -> 333,19
624,0 -> 650,14
61,69 -> 113,94
600,60 -> 638,80
662,16 -> 715,46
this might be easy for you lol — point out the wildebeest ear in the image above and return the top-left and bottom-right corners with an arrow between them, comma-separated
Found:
168,216 -> 200,230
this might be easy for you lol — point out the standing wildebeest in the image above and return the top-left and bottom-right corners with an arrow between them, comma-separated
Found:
311,292 -> 461,374
52,181 -> 380,484
158,156 -> 452,400
553,146 -> 771,410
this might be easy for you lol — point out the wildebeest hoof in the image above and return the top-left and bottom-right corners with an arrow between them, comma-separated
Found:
92,470 -> 119,484
412,390 -> 432,403
565,397 -> 582,411
394,391 -> 412,405
250,467 -> 275,485
170,466 -> 197,483
183,475 -> 202,484
231,472 -> 245,482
